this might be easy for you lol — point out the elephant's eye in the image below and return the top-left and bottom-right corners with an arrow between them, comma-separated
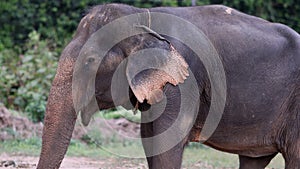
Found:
87,57 -> 95,63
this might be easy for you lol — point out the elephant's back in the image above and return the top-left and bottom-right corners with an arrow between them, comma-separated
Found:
152,5 -> 300,153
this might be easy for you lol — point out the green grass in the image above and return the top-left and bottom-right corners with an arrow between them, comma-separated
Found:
184,145 -> 237,168
183,144 -> 284,168
67,139 -> 146,158
0,137 -> 42,156
99,107 -> 141,123
0,137 -> 285,168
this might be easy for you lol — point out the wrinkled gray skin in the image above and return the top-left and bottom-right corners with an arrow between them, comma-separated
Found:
37,4 -> 300,169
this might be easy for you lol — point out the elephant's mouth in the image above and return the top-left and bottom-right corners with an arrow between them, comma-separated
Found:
80,109 -> 96,127
80,98 -> 115,126
80,98 -> 99,126
80,89 -> 152,126
129,95 -> 151,112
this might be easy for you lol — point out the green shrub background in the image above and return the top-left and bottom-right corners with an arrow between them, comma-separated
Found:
0,0 -> 299,122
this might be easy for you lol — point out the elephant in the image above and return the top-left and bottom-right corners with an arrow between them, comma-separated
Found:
37,3 -> 300,169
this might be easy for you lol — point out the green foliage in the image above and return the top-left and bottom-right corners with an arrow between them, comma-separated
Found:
0,31 -> 58,122
0,0 -> 298,51
0,0 -> 95,51
0,0 -> 184,51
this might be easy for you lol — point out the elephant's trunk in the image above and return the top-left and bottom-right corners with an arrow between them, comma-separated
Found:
37,58 -> 77,169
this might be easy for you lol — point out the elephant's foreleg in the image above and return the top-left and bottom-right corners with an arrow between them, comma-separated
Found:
151,140 -> 187,169
141,116 -> 188,169
141,84 -> 190,169
151,110 -> 188,169
238,153 -> 277,169
141,121 -> 154,168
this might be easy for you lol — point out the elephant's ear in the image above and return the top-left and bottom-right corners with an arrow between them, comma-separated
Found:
126,44 -> 189,105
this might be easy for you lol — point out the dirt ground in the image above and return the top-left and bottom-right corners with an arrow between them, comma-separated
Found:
0,154 -> 224,169
0,153 -> 149,169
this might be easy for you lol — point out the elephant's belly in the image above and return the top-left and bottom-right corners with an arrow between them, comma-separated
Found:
203,140 -> 278,158
189,119 -> 279,157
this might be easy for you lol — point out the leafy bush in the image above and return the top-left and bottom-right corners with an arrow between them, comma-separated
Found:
0,31 -> 58,122
1,0 -> 297,52
0,0 -> 93,51
0,0 -> 184,51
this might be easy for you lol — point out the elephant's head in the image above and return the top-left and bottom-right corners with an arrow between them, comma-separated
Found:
37,4 -> 189,168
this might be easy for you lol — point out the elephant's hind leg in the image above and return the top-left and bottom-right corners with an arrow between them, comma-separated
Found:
281,100 -> 300,169
282,138 -> 300,169
284,156 -> 300,169
239,153 -> 277,169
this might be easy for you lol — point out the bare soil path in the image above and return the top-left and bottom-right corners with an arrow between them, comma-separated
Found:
0,153 -> 148,169
0,153 -> 230,169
